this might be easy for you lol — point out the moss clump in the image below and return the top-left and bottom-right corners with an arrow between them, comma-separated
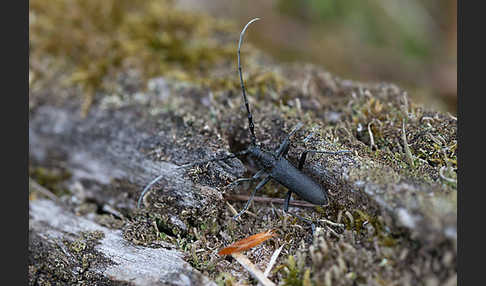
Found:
279,254 -> 312,286
69,239 -> 87,253
29,166 -> 71,197
123,211 -> 182,247
30,0 -> 286,116
29,230 -> 111,285
343,85 -> 457,185
214,272 -> 237,286
30,0 -> 234,114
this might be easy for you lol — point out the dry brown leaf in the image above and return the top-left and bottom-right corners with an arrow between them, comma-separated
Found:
218,229 -> 278,255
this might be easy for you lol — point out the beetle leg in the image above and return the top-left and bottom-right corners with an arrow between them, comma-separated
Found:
137,174 -> 165,209
283,190 -> 316,232
283,190 -> 292,212
139,150 -> 252,209
298,149 -> 351,170
276,123 -> 304,157
178,149 -> 250,169
233,175 -> 271,220
226,169 -> 265,188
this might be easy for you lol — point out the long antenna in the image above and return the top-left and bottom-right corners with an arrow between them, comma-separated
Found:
238,18 -> 260,146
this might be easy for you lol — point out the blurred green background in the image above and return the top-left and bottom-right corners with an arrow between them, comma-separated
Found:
178,0 -> 457,114
30,0 -> 457,114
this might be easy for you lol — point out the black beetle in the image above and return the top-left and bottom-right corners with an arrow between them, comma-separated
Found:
139,18 -> 351,229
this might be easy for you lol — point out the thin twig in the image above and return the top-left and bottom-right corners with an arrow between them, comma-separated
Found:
102,204 -> 124,219
402,93 -> 409,118
302,74 -> 311,96
232,252 -> 276,286
447,112 -> 457,121
295,98 -> 302,117
29,177 -> 58,201
367,121 -> 376,150
345,211 -> 354,227
224,194 -> 316,208
439,166 -> 457,184
264,244 -> 285,277
402,120 -> 415,168
337,210 -> 343,224
225,201 -> 239,216
225,201 -> 258,219
325,225 -> 341,238
318,218 -> 345,228
421,116 -> 436,122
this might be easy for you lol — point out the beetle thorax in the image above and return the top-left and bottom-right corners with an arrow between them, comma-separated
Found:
247,145 -> 276,170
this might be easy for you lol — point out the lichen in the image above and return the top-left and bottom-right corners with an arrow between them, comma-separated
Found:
29,230 -> 114,285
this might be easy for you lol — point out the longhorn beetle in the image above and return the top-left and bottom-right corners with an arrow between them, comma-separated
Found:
138,18 -> 351,230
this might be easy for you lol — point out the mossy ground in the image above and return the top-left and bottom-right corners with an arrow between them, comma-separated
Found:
28,230 -> 122,286
29,1 -> 456,285
29,0 -> 283,117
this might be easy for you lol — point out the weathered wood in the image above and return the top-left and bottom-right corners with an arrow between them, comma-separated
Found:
29,199 -> 215,286
29,72 -> 456,284
29,79 -> 245,285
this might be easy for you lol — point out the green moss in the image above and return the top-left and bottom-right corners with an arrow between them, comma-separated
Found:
29,166 -> 72,197
215,272 -> 237,286
39,230 -> 109,281
30,0 -> 286,116
281,255 -> 312,286
339,209 -> 399,248
69,239 -> 87,253
30,0 -> 230,114
344,86 -> 457,187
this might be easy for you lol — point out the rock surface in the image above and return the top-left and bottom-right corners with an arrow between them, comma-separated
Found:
29,199 -> 215,286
